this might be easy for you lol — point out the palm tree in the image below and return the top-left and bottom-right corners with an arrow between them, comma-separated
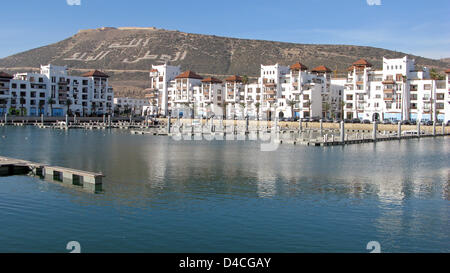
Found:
47,97 -> 55,117
91,102 -> 97,117
340,100 -> 345,119
239,102 -> 246,119
66,98 -> 72,116
223,102 -> 229,120
242,75 -> 249,85
254,102 -> 261,120
38,100 -> 45,116
286,99 -> 296,119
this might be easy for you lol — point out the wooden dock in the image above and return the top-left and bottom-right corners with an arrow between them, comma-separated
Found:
0,156 -> 103,192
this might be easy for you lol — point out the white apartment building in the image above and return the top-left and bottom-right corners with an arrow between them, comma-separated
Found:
144,62 -> 343,120
145,64 -> 181,116
114,97 -> 150,115
0,65 -> 114,117
344,56 -> 449,123
446,70 -> 450,123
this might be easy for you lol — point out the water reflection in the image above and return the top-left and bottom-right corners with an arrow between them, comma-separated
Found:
0,127 -> 449,252
0,127 -> 448,206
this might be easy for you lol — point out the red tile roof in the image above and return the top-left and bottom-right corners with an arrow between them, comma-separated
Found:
445,69 -> 450,74
175,70 -> 203,80
225,75 -> 243,82
311,65 -> 332,73
352,59 -> 373,67
290,62 -> 308,71
150,69 -> 158,72
82,70 -> 109,78
0,72 -> 13,79
201,77 -> 223,84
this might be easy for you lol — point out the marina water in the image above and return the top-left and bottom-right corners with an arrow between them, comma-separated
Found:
0,126 -> 448,252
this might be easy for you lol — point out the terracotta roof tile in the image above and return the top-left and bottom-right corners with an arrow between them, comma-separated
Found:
82,70 -> 109,78
0,72 -> 13,79
175,70 -> 203,79
201,77 -> 223,84
290,62 -> 308,71
445,69 -> 450,74
225,75 -> 243,82
352,59 -> 373,67
311,65 -> 332,73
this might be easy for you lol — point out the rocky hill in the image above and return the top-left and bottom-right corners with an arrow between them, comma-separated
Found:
0,26 -> 448,98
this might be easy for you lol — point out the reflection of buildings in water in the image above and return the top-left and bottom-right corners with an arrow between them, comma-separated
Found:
442,170 -> 449,201
371,166 -> 449,249
141,140 -> 168,189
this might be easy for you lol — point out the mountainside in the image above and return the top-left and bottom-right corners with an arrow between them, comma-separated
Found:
0,26 -> 448,98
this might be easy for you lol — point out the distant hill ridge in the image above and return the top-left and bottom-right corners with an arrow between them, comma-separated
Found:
0,26 -> 448,98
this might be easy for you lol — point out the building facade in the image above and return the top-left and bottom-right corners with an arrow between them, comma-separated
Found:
114,97 -> 150,115
0,65 -> 114,117
144,64 -> 181,116
343,57 -> 449,123
145,63 -> 343,120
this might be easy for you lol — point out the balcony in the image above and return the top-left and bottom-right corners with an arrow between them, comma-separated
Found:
265,90 -> 276,95
382,79 -> 395,84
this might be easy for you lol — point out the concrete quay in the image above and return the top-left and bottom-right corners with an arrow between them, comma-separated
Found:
0,156 -> 103,192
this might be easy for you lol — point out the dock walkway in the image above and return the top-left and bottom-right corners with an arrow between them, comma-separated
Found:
0,156 -> 103,192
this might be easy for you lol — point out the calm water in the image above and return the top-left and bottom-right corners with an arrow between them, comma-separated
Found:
0,126 -> 449,253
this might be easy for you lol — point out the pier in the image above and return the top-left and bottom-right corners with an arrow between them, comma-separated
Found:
128,118 -> 450,146
0,156 -> 104,192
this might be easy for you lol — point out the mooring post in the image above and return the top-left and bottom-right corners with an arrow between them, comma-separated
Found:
320,119 -> 323,136
108,115 -> 111,128
210,117 -> 214,133
41,114 -> 44,124
65,114 -> 68,127
433,120 -> 436,136
442,122 -> 446,135
398,121 -> 401,139
102,115 -> 105,124
299,118 -> 302,133
417,122 -> 421,137
167,116 -> 171,134
245,115 -> 249,134
5,113 -> 7,124
372,121 -> 377,142
340,121 -> 345,142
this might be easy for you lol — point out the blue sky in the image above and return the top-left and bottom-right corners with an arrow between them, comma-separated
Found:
0,0 -> 449,59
